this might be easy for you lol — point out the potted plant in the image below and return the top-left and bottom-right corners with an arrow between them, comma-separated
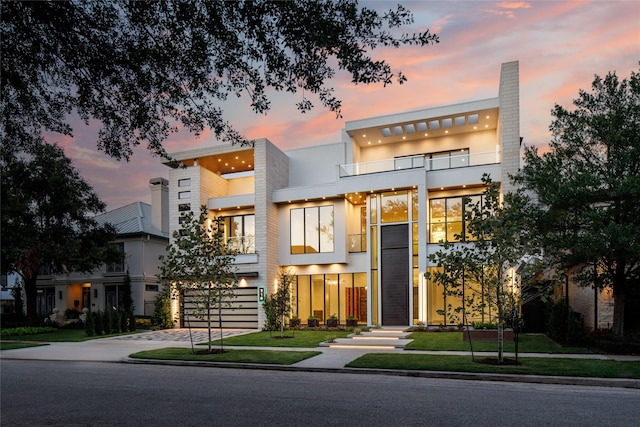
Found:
289,315 -> 301,328
346,315 -> 358,327
307,315 -> 319,328
326,313 -> 338,328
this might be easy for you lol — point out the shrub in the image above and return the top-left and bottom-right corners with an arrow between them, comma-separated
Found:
111,309 -> 121,333
103,308 -> 112,335
324,334 -> 338,343
129,312 -> 137,332
472,321 -> 499,330
1,326 -> 56,336
93,311 -> 104,335
120,310 -> 129,333
150,288 -> 173,330
546,300 -> 584,343
64,308 -> 81,319
135,317 -> 152,330
85,310 -> 95,337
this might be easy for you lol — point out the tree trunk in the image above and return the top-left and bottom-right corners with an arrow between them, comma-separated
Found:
24,275 -> 38,324
207,300 -> 212,353
612,285 -> 625,337
497,320 -> 504,363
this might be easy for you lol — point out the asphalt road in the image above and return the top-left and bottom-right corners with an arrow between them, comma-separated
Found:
2,360 -> 639,426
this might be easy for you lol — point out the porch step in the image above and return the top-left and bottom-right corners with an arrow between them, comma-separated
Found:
319,327 -> 413,349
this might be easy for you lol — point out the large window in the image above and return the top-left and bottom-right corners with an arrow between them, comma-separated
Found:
223,214 -> 255,254
429,195 -> 484,243
106,242 -> 125,273
290,206 -> 334,254
293,273 -> 367,324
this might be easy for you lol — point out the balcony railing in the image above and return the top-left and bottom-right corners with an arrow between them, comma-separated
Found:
339,151 -> 500,177
226,236 -> 256,254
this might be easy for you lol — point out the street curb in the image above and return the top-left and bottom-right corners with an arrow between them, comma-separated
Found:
123,357 -> 640,389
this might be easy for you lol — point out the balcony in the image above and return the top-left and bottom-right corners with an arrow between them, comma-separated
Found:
339,151 -> 500,178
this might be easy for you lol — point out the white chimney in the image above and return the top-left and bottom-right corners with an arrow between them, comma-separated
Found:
149,177 -> 169,234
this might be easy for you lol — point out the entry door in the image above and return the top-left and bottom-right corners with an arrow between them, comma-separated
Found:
381,224 -> 409,326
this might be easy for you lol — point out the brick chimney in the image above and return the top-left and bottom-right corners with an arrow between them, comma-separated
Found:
149,177 -> 169,234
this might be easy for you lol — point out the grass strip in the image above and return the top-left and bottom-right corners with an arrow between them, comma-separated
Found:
346,353 -> 640,379
130,347 -> 321,365
406,332 -> 592,354
0,341 -> 49,351
208,330 -> 350,348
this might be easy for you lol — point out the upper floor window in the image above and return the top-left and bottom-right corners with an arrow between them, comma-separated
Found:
106,242 -> 125,273
291,206 -> 334,254
222,214 -> 255,254
380,191 -> 408,223
429,194 -> 484,243
178,178 -> 191,187
178,191 -> 191,200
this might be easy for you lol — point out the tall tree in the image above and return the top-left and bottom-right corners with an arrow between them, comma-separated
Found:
1,141 -> 118,322
159,206 -> 238,353
428,175 -> 538,363
517,68 -> 640,337
1,0 -> 439,161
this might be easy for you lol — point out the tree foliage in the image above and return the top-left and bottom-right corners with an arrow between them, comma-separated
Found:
1,142 -> 118,322
159,206 -> 238,353
517,68 -> 640,336
427,175 -> 539,362
264,267 -> 294,338
1,0 -> 439,161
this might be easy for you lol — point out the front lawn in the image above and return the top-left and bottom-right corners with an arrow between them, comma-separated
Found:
130,347 -> 321,365
208,330 -> 351,348
0,341 -> 49,351
0,328 -> 141,342
406,332 -> 593,354
346,353 -> 640,378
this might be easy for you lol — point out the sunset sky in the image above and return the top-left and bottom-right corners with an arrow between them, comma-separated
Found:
56,1 -> 639,211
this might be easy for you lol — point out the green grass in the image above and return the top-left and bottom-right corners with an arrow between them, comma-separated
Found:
0,328 -> 141,342
0,341 -> 49,351
130,347 -> 321,365
346,353 -> 640,379
406,332 -> 593,354
208,330 -> 351,348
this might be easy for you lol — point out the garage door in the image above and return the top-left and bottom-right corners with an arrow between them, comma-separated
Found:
181,286 -> 259,329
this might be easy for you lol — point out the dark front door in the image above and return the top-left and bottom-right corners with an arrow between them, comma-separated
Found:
381,224 -> 409,326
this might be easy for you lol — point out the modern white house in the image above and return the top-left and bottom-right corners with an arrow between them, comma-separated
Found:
164,61 -> 521,329
35,178 -> 169,318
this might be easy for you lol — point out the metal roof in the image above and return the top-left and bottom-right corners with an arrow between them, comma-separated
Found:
96,202 -> 168,239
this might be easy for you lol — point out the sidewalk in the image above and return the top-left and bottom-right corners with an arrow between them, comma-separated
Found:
2,329 -> 639,389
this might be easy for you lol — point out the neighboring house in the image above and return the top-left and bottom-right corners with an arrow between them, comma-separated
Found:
163,61 -> 522,329
36,178 -> 169,317
1,273 -> 21,314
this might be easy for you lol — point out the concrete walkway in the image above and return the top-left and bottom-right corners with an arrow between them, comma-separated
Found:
2,329 -> 639,389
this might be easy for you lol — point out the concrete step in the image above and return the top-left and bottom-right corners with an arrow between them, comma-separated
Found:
320,337 -> 413,349
354,331 -> 412,339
